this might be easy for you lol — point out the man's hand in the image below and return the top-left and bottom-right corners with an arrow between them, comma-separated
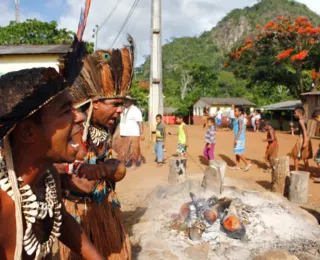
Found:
303,142 -> 307,149
78,159 -> 126,182
234,140 -> 238,146
263,138 -> 267,142
140,134 -> 145,141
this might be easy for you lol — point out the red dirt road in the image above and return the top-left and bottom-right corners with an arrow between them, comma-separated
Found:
116,125 -> 320,220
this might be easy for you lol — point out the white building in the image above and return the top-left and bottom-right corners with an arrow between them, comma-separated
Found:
0,44 -> 70,76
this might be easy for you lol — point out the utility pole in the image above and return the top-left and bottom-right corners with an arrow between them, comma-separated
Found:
92,25 -> 99,51
149,0 -> 163,137
15,0 -> 20,23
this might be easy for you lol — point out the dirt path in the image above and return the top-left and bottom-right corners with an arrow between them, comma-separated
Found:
117,125 -> 320,224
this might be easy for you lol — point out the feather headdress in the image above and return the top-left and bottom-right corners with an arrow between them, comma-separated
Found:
70,34 -> 135,104
69,35 -> 135,142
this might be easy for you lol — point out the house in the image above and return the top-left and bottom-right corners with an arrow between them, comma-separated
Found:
193,97 -> 256,125
263,100 -> 302,130
0,44 -> 70,76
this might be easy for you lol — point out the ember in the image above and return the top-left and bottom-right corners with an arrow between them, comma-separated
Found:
131,178 -> 320,260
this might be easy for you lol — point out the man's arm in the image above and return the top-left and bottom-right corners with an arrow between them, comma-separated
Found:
138,122 -> 144,141
50,167 -> 104,260
54,159 -> 126,182
163,125 -> 166,146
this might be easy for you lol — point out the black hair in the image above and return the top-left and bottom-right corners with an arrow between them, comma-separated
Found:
295,106 -> 305,115
156,114 -> 163,119
312,109 -> 320,119
176,114 -> 184,119
235,105 -> 244,114
263,121 -> 271,127
207,117 -> 215,124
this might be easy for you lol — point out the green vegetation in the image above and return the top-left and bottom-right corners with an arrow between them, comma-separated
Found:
0,19 -> 94,53
136,0 -> 320,115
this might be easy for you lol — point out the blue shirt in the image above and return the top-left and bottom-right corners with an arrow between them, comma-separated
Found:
233,116 -> 245,141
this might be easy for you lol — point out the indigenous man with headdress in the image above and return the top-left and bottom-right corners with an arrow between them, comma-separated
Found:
0,38 -> 104,259
58,36 -> 134,260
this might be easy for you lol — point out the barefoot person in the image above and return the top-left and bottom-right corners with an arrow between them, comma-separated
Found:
58,40 -> 134,260
289,107 -> 313,171
0,64 -> 103,258
263,121 -> 279,171
119,96 -> 144,170
312,109 -> 320,182
154,114 -> 166,167
203,117 -> 216,162
231,106 -> 252,171
169,114 -> 188,158
202,106 -> 210,129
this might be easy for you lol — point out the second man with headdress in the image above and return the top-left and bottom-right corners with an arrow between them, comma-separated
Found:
57,36 -> 135,260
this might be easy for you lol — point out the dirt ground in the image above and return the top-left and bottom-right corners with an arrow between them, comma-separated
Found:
116,124 -> 320,226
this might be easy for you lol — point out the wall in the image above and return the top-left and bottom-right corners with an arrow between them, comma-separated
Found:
0,54 -> 61,76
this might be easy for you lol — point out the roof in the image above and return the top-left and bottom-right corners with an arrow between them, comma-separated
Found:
301,91 -> 320,96
0,44 -> 71,55
263,100 -> 302,111
194,97 -> 256,107
164,107 -> 178,114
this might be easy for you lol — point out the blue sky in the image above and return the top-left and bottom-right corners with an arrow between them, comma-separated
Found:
1,0 -> 319,65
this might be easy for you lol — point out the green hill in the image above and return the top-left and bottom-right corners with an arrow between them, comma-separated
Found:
136,0 -> 320,113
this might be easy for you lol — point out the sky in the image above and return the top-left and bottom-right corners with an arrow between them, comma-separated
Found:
0,0 -> 320,65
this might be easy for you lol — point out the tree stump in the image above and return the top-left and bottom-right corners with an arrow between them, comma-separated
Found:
271,156 -> 290,196
202,160 -> 226,194
288,171 -> 310,204
168,158 -> 187,184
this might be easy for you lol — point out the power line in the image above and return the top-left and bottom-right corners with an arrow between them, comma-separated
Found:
98,0 -> 122,32
111,0 -> 141,47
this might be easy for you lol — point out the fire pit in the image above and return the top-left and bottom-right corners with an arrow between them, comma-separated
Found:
130,178 -> 320,260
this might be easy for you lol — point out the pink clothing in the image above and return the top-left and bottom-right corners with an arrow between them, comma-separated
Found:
203,143 -> 215,161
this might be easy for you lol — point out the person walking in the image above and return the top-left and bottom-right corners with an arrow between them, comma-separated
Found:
169,114 -> 188,158
154,114 -> 166,167
288,107 -> 313,171
263,121 -> 279,171
215,107 -> 223,130
229,104 -> 235,130
251,110 -> 257,132
202,106 -> 210,129
119,96 -> 144,170
203,117 -> 216,161
230,106 -> 252,171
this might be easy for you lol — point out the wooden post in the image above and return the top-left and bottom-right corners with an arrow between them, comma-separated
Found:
288,171 -> 310,204
168,158 -> 186,184
202,160 -> 226,194
271,156 -> 290,196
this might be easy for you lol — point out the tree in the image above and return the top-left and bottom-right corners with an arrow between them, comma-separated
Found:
227,16 -> 320,96
180,69 -> 193,100
0,19 -> 94,54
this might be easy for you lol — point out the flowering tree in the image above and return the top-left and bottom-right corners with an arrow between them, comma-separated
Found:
227,16 -> 320,96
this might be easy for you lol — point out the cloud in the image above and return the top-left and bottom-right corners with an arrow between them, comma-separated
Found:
41,0 -> 320,65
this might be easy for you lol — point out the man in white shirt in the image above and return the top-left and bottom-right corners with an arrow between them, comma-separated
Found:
118,96 -> 144,170
215,107 -> 223,130
229,104 -> 235,130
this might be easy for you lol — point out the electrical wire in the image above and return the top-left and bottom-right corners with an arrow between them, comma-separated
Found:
98,0 -> 123,32
111,0 -> 141,47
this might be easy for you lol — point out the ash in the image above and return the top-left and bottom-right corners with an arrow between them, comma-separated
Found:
132,180 -> 320,260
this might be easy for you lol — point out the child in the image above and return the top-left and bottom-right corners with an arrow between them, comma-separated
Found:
230,106 -> 252,171
215,107 -> 223,131
169,114 -> 188,158
263,121 -> 278,171
289,107 -> 313,171
312,109 -> 320,182
154,114 -> 166,167
204,117 -> 216,161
